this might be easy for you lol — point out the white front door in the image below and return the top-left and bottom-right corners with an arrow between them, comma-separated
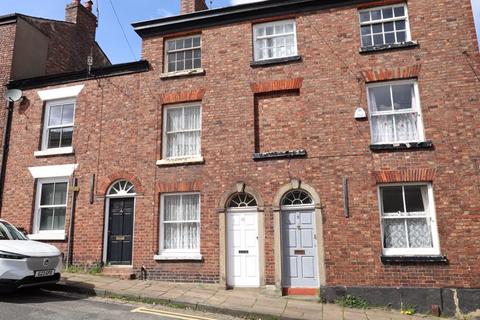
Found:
227,209 -> 259,287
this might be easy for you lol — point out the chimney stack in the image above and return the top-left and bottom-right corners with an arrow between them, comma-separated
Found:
65,0 -> 97,41
180,0 -> 208,15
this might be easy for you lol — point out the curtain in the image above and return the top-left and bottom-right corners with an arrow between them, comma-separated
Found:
163,195 -> 200,250
395,113 -> 419,142
383,219 -> 407,248
166,106 -> 200,158
372,115 -> 395,144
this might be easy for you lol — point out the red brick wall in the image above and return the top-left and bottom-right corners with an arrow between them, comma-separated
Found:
2,0 -> 480,287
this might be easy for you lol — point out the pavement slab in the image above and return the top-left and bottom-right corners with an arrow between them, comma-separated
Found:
57,273 -> 445,320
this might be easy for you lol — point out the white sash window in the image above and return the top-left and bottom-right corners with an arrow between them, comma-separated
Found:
253,20 -> 297,61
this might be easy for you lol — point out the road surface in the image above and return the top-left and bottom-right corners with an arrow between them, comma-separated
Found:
0,288 -> 238,320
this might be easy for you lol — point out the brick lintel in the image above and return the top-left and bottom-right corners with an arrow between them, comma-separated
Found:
361,65 -> 421,83
374,168 -> 436,183
251,78 -> 303,94
160,89 -> 206,105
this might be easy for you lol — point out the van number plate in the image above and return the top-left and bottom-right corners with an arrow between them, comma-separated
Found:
35,270 -> 55,278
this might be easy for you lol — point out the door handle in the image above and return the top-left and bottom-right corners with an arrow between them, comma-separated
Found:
238,250 -> 249,254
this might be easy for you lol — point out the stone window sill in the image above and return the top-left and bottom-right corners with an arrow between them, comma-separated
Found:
160,68 -> 205,79
253,149 -> 307,161
28,232 -> 66,241
250,55 -> 302,68
156,156 -> 204,167
370,141 -> 433,152
34,147 -> 74,158
359,41 -> 419,54
154,253 -> 203,261
381,255 -> 448,264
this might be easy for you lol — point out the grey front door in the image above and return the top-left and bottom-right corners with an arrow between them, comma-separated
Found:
282,208 -> 318,287
107,198 -> 134,265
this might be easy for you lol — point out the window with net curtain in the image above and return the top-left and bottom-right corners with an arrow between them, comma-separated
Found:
161,193 -> 200,253
379,184 -> 440,256
163,104 -> 201,159
253,19 -> 297,61
367,81 -> 424,144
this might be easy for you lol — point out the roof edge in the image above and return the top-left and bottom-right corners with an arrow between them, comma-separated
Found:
0,13 -> 18,26
7,60 -> 150,90
132,0 -> 373,37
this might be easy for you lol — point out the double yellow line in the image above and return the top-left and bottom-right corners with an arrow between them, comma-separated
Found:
131,307 -> 218,320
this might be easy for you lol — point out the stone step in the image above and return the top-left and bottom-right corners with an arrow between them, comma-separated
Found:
101,267 -> 135,280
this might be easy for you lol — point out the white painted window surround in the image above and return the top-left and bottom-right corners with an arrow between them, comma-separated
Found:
37,85 -> 84,101
253,19 -> 298,61
28,164 -> 78,179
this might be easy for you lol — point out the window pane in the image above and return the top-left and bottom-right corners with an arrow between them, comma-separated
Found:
361,25 -> 371,36
275,24 -> 283,34
184,106 -> 200,130
384,22 -> 394,32
48,106 -> 63,126
192,36 -> 201,47
359,11 -> 370,23
60,127 -> 73,147
395,20 -> 406,31
372,23 -> 382,33
395,113 -> 419,142
183,195 -> 199,220
407,218 -> 433,248
166,108 -> 183,132
266,26 -> 274,35
383,219 -> 407,248
166,132 -> 182,158
373,34 -> 384,45
382,186 -> 404,214
371,115 -> 394,144
48,128 -> 61,148
53,208 -> 66,230
371,9 -> 382,20
404,185 -> 425,213
362,35 -> 373,47
392,84 -> 413,110
394,6 -> 405,17
62,104 -> 75,124
164,195 -> 182,222
396,31 -> 406,42
167,40 -> 175,51
168,62 -> 175,73
175,39 -> 184,49
385,32 -> 395,44
40,208 -> 54,231
41,183 -> 55,206
194,48 -> 201,59
193,58 -> 201,69
369,86 -> 392,112
184,37 -> 192,48
382,7 -> 393,19
285,23 -> 294,33
54,182 -> 68,205
164,222 -> 199,250
183,131 -> 200,156
185,59 -> 193,70
256,27 -> 265,37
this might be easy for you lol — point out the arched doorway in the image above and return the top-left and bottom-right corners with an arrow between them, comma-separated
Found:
103,180 -> 136,266
280,189 -> 319,290
226,192 -> 260,287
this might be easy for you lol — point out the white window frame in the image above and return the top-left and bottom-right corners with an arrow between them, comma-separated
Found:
377,183 -> 441,257
164,35 -> 202,74
162,103 -> 202,161
157,192 -> 201,260
253,19 -> 298,62
367,80 -> 425,145
359,3 -> 411,47
31,177 -> 69,240
41,98 -> 76,151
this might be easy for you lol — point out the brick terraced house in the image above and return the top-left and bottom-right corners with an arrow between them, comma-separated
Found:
2,0 -> 480,315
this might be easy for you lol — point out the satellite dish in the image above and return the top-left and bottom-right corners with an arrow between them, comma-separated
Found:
5,89 -> 23,102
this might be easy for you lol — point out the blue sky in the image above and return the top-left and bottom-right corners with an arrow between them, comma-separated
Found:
0,0 -> 479,64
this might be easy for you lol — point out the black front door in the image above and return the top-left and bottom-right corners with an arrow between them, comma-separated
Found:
107,198 -> 134,265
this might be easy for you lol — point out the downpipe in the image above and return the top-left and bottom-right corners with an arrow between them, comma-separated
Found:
0,99 -> 14,215
66,177 -> 78,268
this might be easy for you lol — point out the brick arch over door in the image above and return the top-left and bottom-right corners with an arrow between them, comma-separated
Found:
217,182 -> 266,288
97,171 -> 144,196
272,179 -> 326,288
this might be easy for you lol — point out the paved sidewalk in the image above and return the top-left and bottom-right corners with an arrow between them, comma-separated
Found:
55,273 -> 441,320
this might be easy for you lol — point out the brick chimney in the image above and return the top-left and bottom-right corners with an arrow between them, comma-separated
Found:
181,0 -> 208,14
65,0 -> 97,41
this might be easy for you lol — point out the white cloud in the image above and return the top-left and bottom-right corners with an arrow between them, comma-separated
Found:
230,0 -> 266,5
